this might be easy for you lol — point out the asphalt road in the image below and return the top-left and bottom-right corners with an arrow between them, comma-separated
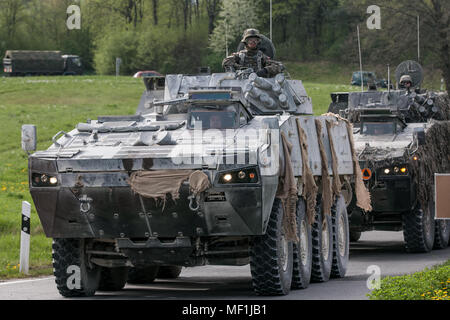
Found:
0,231 -> 449,300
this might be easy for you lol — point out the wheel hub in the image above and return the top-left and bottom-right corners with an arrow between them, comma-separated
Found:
280,235 -> 289,272
322,219 -> 329,260
299,220 -> 309,266
338,215 -> 346,257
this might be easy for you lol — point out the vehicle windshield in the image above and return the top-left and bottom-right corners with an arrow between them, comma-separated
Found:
72,57 -> 82,67
361,121 -> 396,135
353,72 -> 376,82
188,105 -> 238,129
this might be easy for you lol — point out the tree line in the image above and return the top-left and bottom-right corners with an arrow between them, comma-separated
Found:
0,0 -> 448,89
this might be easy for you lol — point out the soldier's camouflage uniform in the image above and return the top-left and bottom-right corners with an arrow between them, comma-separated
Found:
222,49 -> 284,78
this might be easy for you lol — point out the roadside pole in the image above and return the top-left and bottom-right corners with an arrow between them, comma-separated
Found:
20,201 -> 31,274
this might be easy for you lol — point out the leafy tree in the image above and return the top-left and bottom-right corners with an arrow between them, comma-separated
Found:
209,0 -> 262,57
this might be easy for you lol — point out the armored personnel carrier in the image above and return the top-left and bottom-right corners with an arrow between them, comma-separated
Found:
328,61 -> 450,253
23,62 -> 371,297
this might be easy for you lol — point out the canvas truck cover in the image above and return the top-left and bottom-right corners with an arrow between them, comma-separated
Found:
4,50 -> 64,73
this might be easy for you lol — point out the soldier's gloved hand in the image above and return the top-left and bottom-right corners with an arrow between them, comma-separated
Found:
256,68 -> 268,78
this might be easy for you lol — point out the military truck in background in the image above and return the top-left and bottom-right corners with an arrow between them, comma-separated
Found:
350,71 -> 388,89
328,60 -> 450,253
21,36 -> 372,297
3,50 -> 83,76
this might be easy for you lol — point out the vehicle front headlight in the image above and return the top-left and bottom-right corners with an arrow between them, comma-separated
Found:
32,173 -> 59,187
380,165 -> 408,176
218,168 -> 258,184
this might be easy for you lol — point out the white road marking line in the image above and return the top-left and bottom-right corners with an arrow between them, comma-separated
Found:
0,277 -> 54,286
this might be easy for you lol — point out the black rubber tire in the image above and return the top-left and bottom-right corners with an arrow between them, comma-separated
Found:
403,202 -> 435,253
157,266 -> 183,279
434,220 -> 450,249
330,195 -> 349,278
52,238 -> 101,297
350,231 -> 361,242
291,198 -> 312,289
98,267 -> 129,291
310,201 -> 334,283
250,198 -> 293,296
127,266 -> 159,284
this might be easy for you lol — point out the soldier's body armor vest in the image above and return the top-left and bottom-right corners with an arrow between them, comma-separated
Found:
237,50 -> 263,71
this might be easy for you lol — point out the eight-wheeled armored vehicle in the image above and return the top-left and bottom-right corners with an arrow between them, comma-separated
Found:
328,61 -> 450,253
23,66 -> 371,297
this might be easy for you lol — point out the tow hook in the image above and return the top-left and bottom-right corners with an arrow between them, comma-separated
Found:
79,195 -> 93,213
188,195 -> 200,211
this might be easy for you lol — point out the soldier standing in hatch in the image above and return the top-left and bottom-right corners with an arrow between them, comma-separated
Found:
222,28 -> 284,78
399,75 -> 413,92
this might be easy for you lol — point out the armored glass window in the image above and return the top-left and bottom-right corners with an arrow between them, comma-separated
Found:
188,105 -> 238,130
361,121 -> 395,135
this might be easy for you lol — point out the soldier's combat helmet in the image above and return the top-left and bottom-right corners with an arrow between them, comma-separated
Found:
399,75 -> 412,85
241,28 -> 261,44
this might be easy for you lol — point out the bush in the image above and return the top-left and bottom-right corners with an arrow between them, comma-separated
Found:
94,23 -> 211,75
94,30 -> 139,75
368,260 -> 450,300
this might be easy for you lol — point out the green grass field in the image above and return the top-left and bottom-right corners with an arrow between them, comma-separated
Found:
0,76 -> 141,278
0,61 -> 445,279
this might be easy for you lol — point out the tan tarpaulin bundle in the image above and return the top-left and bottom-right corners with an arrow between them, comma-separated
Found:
295,118 -> 319,225
276,132 -> 300,242
129,170 -> 211,208
189,171 -> 212,197
322,113 -> 372,212
316,119 -> 333,216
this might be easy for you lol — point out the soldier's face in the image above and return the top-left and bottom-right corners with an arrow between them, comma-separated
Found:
246,37 -> 259,49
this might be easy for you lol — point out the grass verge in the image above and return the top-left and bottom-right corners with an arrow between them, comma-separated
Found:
368,260 -> 450,300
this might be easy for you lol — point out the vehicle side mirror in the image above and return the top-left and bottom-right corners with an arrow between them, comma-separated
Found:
22,125 -> 37,153
413,127 -> 426,146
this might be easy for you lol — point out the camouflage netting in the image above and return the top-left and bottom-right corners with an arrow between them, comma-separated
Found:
276,132 -> 299,242
410,120 -> 450,210
433,92 -> 450,121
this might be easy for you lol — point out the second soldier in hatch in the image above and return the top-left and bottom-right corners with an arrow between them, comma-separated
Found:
222,28 -> 284,78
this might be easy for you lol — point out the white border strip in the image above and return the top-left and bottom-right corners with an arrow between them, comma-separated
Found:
0,277 -> 54,287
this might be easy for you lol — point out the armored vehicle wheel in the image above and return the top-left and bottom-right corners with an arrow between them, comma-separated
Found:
310,201 -> 334,283
98,267 -> 129,291
403,202 -> 435,253
434,220 -> 450,249
350,231 -> 361,242
291,198 -> 312,289
52,238 -> 101,297
127,266 -> 159,284
250,198 -> 293,295
330,195 -> 349,278
157,266 -> 183,279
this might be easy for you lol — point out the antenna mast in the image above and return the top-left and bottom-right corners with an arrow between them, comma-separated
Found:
357,25 -> 364,92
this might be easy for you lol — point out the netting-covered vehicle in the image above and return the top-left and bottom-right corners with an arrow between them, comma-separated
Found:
328,61 -> 450,252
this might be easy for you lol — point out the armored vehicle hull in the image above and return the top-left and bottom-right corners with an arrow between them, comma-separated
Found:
329,64 -> 450,251
25,70 -> 369,297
